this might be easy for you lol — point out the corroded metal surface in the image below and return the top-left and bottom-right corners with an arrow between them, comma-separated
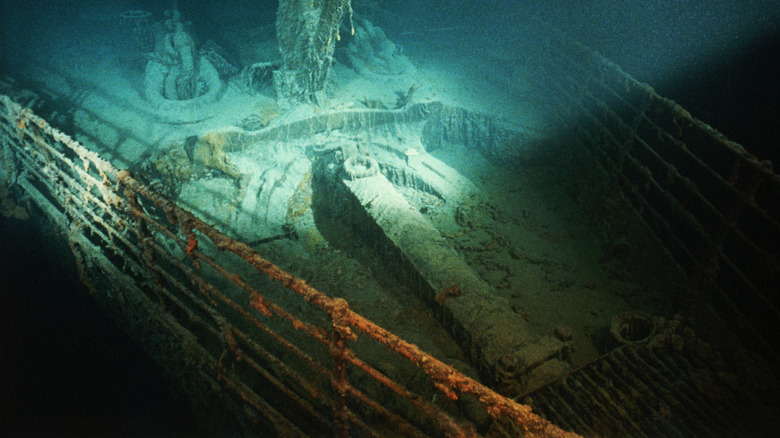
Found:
1,92 -> 579,437
527,336 -> 778,437
535,29 -> 780,368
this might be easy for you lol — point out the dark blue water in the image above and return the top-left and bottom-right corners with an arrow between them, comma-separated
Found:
1,2 -> 777,436
0,215 -> 203,437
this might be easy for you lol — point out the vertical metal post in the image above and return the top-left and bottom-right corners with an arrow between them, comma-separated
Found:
119,171 -> 163,300
328,298 -> 355,437
274,0 -> 352,106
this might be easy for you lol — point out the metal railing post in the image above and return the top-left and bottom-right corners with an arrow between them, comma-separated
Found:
119,170 -> 165,302
329,298 -> 356,437
1,92 -> 585,437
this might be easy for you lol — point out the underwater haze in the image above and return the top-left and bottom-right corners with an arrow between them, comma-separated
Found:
1,0 -> 779,435
2,0 -> 778,158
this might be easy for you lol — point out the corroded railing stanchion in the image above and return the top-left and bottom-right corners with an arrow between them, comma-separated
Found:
1,93 -> 580,437
328,298 -> 354,438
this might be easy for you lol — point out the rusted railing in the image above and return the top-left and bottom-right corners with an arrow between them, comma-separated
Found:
535,29 -> 780,367
1,93 -> 578,437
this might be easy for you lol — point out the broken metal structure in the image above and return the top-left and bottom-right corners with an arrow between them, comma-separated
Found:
0,94 -> 577,436
274,0 -> 354,106
2,21 -> 778,438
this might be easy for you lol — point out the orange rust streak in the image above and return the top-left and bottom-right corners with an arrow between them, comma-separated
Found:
186,233 -> 198,256
116,172 -> 580,438
250,294 -> 273,318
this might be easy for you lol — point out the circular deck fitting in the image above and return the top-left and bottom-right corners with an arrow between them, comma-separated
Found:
343,155 -> 379,180
611,311 -> 656,345
143,57 -> 224,123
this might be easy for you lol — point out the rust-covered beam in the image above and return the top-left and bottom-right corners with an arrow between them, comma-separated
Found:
117,168 -> 581,437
